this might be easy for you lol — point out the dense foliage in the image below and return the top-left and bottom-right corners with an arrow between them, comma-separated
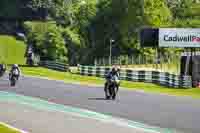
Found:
24,21 -> 68,62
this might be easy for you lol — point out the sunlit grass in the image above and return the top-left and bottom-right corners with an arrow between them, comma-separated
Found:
0,124 -> 20,133
0,35 -> 26,65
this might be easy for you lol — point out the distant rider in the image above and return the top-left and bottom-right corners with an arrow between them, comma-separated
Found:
0,64 -> 4,72
0,63 -> 6,76
9,64 -> 21,80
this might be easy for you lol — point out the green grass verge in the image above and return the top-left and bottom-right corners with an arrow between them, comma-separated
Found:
0,124 -> 20,133
0,35 -> 26,64
21,67 -> 200,99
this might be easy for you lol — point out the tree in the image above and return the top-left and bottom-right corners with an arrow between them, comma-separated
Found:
144,0 -> 172,27
171,0 -> 200,27
62,27 -> 82,65
44,25 -> 68,62
70,0 -> 98,64
24,21 -> 68,62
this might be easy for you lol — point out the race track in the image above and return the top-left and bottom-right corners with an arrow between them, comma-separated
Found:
0,74 -> 200,133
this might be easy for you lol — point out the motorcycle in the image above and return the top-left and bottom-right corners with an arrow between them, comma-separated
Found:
0,64 -> 6,77
9,69 -> 19,86
105,75 -> 120,100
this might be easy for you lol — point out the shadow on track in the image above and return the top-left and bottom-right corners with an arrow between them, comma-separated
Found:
88,98 -> 107,100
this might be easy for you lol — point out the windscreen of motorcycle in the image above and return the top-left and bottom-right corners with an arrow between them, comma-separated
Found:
112,76 -> 120,84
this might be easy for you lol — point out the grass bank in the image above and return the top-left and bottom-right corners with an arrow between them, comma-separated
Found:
0,123 -> 20,133
21,67 -> 200,99
0,35 -> 26,64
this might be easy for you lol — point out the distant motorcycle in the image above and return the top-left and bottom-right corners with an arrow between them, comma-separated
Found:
105,75 -> 120,100
0,64 -> 6,77
9,69 -> 19,86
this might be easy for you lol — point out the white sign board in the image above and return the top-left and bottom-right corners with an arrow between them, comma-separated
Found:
159,28 -> 200,47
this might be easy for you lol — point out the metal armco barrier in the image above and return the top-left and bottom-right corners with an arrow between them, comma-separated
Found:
39,61 -> 69,72
77,65 -> 192,88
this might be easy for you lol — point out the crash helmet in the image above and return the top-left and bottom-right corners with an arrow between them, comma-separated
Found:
12,64 -> 18,68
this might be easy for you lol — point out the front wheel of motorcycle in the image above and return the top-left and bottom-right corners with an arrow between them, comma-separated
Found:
106,95 -> 110,100
105,89 -> 111,100
112,91 -> 116,100
10,78 -> 16,86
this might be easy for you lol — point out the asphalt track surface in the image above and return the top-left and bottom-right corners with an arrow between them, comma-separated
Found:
0,101 -> 149,133
0,74 -> 200,133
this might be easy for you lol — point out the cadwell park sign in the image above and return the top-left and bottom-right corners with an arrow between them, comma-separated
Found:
159,28 -> 200,47
140,28 -> 200,87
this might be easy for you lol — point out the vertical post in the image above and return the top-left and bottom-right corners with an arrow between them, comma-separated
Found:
190,48 -> 194,87
139,54 -> 141,65
109,39 -> 114,66
176,54 -> 179,75
109,40 -> 112,66
156,47 -> 158,70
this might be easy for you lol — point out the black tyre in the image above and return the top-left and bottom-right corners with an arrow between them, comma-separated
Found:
111,87 -> 116,100
0,72 -> 3,77
10,77 -> 16,86
11,81 -> 15,86
106,95 -> 110,100
0,70 -> 5,77
108,86 -> 113,97
105,88 -> 110,99
112,95 -> 116,100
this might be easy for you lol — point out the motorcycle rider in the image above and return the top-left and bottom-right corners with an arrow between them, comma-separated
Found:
104,66 -> 120,99
0,64 -> 4,72
9,64 -> 21,80
0,63 -> 6,76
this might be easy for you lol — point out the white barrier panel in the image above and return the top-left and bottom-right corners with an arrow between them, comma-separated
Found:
159,28 -> 200,47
